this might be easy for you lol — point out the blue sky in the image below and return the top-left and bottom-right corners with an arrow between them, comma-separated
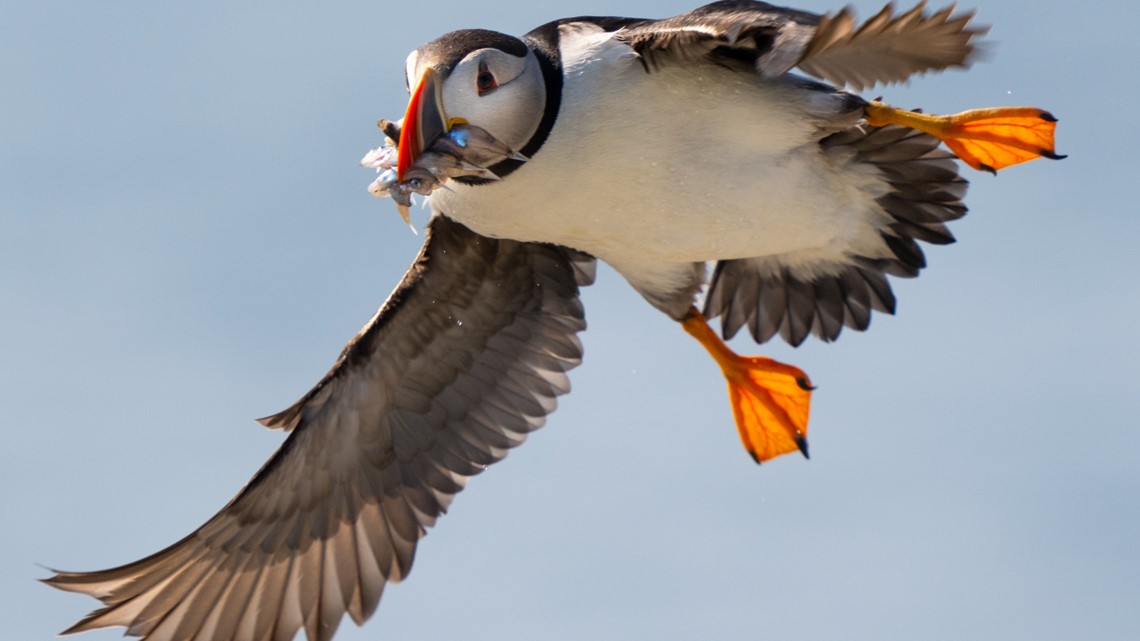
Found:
3,1 -> 1137,640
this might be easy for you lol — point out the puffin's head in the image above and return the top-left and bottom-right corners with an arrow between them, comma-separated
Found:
397,29 -> 546,180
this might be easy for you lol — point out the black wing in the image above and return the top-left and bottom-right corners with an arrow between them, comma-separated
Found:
618,0 -> 985,90
46,215 -> 594,641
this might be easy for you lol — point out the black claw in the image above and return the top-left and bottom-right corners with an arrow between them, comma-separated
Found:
1040,150 -> 1068,160
796,377 -> 816,391
795,435 -> 810,459
1039,111 -> 1058,122
979,163 -> 997,175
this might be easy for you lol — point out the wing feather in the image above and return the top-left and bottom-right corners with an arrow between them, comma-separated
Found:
798,2 -> 986,90
703,124 -> 967,345
612,1 -> 984,89
46,215 -> 592,640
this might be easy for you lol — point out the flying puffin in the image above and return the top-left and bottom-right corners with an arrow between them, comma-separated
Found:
46,2 -> 1061,641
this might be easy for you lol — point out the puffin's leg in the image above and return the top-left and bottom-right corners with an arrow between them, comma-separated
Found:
865,101 -> 1064,174
681,308 -> 813,464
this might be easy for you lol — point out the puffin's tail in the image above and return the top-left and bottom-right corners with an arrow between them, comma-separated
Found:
703,123 -> 967,346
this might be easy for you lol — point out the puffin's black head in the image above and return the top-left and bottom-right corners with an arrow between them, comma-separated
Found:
410,29 -> 528,77
397,29 -> 547,181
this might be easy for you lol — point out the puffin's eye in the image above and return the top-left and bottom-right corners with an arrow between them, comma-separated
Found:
476,61 -> 497,95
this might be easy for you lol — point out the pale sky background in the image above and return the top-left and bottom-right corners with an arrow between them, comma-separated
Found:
3,1 -> 1138,640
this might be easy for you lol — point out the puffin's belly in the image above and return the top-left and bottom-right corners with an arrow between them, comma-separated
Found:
428,59 -> 885,266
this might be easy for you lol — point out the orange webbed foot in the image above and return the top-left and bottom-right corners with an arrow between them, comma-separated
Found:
865,101 -> 1065,173
682,309 -> 813,464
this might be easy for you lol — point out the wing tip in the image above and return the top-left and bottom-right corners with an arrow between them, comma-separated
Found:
801,1 -> 992,89
256,405 -> 301,430
57,614 -> 104,637
39,569 -> 95,594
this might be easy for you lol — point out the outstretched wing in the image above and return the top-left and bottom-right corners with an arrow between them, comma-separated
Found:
617,0 -> 985,90
45,215 -> 594,641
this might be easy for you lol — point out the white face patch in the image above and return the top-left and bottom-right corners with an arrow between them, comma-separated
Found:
438,48 -> 545,153
402,45 -> 545,153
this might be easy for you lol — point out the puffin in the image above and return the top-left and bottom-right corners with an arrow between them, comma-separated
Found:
45,2 -> 1061,641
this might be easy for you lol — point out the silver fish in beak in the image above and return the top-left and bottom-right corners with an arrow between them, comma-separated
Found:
361,68 -> 529,229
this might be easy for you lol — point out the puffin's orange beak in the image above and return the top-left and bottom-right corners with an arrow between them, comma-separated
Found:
397,68 -> 449,181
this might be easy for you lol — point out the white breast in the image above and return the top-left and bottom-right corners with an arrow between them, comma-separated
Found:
427,30 -> 891,291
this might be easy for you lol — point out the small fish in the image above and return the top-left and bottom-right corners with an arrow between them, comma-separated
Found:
433,124 -> 528,168
377,118 -> 401,143
360,146 -> 396,171
416,151 -> 499,180
361,121 -> 527,231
